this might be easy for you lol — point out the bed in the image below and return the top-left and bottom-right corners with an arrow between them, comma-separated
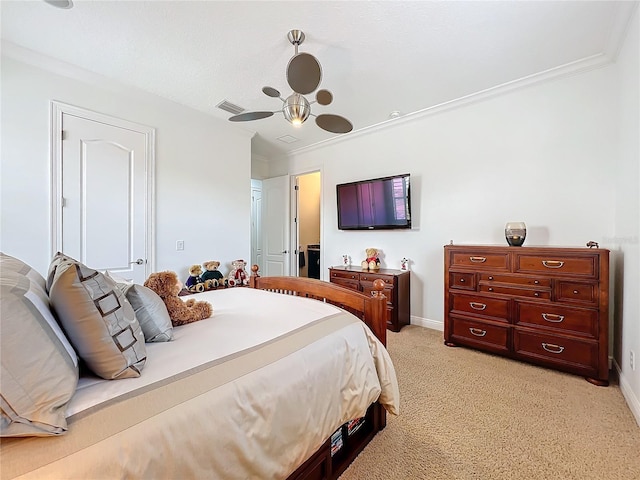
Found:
0,254 -> 399,480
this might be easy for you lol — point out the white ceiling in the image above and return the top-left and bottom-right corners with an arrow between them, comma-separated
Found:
1,1 -> 636,158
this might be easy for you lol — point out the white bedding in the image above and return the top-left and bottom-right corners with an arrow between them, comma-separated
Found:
2,287 -> 399,480
69,287 -> 355,417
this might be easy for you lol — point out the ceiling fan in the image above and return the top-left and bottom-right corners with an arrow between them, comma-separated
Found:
228,30 -> 353,134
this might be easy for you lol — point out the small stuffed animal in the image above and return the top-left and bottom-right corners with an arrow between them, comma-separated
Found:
201,260 -> 225,289
185,264 -> 206,293
361,248 -> 381,271
227,259 -> 249,287
144,271 -> 212,327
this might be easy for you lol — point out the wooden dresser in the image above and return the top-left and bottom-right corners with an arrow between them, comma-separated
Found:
444,245 -> 610,385
329,266 -> 410,332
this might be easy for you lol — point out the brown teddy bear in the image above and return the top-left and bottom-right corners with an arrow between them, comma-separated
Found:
185,264 -> 206,293
144,271 -> 212,326
361,247 -> 381,271
201,260 -> 225,289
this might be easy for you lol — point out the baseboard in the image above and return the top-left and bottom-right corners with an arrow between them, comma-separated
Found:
614,360 -> 640,427
410,316 -> 443,331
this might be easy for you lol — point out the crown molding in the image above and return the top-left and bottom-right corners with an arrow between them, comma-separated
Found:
288,51 -> 613,158
287,3 -> 639,158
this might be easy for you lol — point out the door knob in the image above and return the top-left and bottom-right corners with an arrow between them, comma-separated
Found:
282,250 -> 289,254
130,258 -> 145,265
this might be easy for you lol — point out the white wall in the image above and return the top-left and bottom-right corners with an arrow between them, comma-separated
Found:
1,52 -> 253,280
276,12 -> 640,421
612,8 -> 640,424
284,65 -> 618,327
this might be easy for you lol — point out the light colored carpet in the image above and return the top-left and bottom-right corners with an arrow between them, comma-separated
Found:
340,326 -> 640,480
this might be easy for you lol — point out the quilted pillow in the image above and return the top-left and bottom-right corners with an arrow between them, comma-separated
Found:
120,283 -> 173,343
1,269 -> 79,437
48,253 -> 147,380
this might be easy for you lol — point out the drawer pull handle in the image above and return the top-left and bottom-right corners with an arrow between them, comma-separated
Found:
534,292 -> 540,297
470,256 -> 486,263
573,290 -> 579,295
469,328 -> 487,337
542,343 -> 565,354
488,287 -> 493,292
469,302 -> 487,310
459,278 -> 465,283
542,260 -> 564,269
534,280 -> 539,285
488,276 -> 494,280
542,313 -> 565,323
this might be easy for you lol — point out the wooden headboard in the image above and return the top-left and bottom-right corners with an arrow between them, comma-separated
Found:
249,265 -> 387,346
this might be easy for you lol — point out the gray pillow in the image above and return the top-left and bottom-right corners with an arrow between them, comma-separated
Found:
121,283 -> 173,342
1,252 -> 47,293
48,254 -> 147,380
1,269 -> 79,437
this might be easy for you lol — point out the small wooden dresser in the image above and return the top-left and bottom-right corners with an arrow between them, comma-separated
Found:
444,245 -> 610,385
329,266 -> 410,332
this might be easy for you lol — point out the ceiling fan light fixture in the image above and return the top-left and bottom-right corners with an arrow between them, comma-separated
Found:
282,93 -> 310,127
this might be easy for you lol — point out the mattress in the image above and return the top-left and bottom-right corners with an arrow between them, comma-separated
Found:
1,287 -> 399,479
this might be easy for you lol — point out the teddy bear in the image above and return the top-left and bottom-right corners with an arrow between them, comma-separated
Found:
185,264 -> 206,293
144,271 -> 212,327
361,248 -> 381,271
201,260 -> 225,289
227,259 -> 249,287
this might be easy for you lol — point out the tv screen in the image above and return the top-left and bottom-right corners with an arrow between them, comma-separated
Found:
337,174 -> 411,230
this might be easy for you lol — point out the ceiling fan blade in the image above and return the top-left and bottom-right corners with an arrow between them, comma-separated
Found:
315,114 -> 353,134
316,89 -> 333,106
287,53 -> 322,95
228,111 -> 274,122
262,86 -> 281,98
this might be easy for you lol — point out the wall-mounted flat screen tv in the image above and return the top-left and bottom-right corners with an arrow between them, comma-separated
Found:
337,174 -> 411,230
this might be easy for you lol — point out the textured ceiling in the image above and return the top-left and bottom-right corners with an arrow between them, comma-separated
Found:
1,1 -> 636,158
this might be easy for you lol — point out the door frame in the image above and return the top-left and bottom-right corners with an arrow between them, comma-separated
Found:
49,101 -> 156,274
289,167 -> 323,278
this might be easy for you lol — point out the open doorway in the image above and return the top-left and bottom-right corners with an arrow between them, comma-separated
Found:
294,171 -> 321,279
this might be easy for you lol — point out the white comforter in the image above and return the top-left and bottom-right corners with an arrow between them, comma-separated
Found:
2,287 -> 400,480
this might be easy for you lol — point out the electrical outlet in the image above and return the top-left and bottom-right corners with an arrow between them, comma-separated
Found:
176,240 -> 184,251
631,350 -> 636,371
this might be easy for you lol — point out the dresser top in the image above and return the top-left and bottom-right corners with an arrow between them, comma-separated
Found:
330,266 -> 407,275
444,244 -> 609,254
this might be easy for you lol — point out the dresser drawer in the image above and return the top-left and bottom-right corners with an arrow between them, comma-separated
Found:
449,252 -> 509,271
330,277 -> 359,291
450,293 -> 509,322
556,281 -> 598,306
449,272 -> 476,290
514,254 -> 597,278
479,273 -> 551,288
514,330 -> 597,371
360,273 -> 394,285
515,302 -> 598,338
330,270 -> 360,282
479,284 -> 550,300
361,283 -> 394,304
450,316 -> 509,353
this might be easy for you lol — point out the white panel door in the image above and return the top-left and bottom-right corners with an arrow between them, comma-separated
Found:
251,180 -> 263,272
60,113 -> 149,283
262,175 -> 290,277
